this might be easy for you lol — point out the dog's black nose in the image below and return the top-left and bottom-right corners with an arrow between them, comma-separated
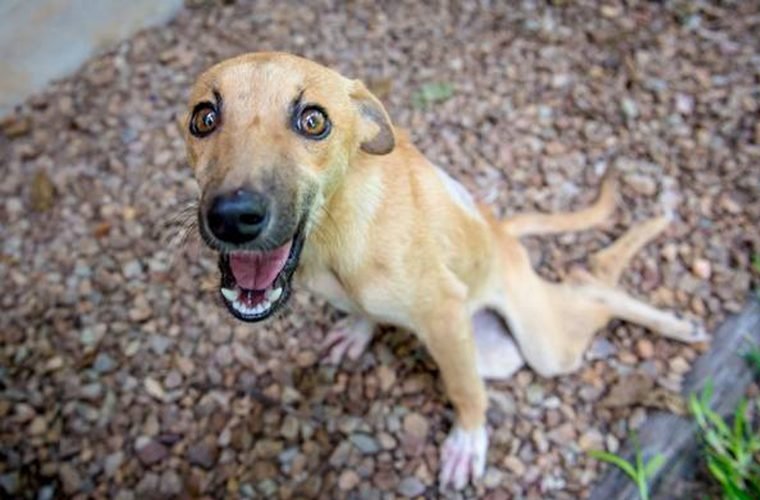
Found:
206,189 -> 270,244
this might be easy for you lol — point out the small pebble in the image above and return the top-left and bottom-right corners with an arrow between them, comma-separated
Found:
135,437 -> 168,466
397,476 -> 426,497
58,463 -> 82,495
338,470 -> 360,491
635,339 -> 654,359
669,357 -> 691,374
187,438 -> 219,469
503,456 -> 526,476
350,433 -> 380,455
143,378 -> 166,401
692,258 -> 712,279
93,352 -> 117,373
525,384 -> 544,405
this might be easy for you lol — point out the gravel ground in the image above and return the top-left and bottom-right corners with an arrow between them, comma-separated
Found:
1,1 -> 759,498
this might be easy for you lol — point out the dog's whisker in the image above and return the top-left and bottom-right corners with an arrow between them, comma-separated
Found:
154,199 -> 204,273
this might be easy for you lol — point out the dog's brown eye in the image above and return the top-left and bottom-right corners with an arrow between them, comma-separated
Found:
296,106 -> 330,139
190,104 -> 218,137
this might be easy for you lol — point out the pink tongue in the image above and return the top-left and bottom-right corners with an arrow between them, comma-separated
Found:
229,241 -> 292,290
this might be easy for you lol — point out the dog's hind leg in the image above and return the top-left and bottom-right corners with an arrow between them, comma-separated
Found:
567,284 -> 708,343
502,167 -> 618,237
589,216 -> 669,286
507,280 -> 706,379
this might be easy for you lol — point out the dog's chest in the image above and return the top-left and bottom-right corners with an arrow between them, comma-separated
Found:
300,268 -> 357,314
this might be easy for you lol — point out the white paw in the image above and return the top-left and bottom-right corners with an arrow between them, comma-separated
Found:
320,317 -> 374,365
439,425 -> 488,490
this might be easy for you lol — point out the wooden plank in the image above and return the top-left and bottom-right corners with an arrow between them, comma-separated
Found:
589,298 -> 760,500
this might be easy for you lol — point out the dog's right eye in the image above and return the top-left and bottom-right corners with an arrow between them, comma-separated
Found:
190,103 -> 219,137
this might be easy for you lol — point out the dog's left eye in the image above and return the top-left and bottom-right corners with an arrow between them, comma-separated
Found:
296,106 -> 330,139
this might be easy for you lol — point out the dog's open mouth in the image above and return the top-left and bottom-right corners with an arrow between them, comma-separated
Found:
217,227 -> 306,322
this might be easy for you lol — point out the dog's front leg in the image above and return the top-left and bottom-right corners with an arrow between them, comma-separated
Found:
320,315 -> 375,364
417,298 -> 489,490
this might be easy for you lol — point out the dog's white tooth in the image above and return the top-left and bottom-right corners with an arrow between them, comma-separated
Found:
268,287 -> 283,302
221,288 -> 239,302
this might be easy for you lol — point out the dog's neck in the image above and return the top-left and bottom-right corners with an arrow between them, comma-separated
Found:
300,129 -> 415,276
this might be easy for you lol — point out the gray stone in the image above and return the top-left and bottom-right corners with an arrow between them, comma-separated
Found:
0,472 -> 19,494
397,477 -> 426,497
36,485 -> 55,500
149,335 -> 171,356
350,433 -> 380,454
621,98 -> 638,118
58,463 -> 81,495
257,479 -> 278,496
79,382 -> 103,401
159,470 -> 182,496
163,370 -> 182,389
280,415 -> 299,440
187,438 -> 218,469
135,438 -> 168,465
328,440 -> 352,467
135,473 -> 160,496
114,490 -> 135,500
122,260 -> 142,278
93,352 -> 116,373
588,338 -> 617,360
526,384 -> 545,405
239,483 -> 255,498
104,451 -> 124,477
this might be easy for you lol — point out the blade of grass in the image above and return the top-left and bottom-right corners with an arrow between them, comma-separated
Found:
589,450 -> 638,481
643,453 -> 666,478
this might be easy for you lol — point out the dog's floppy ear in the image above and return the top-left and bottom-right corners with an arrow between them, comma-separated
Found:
350,80 -> 395,155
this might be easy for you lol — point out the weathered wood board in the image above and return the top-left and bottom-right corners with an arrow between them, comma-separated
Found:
590,298 -> 760,500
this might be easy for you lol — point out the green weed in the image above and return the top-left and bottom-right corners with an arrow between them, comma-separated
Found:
689,381 -> 760,499
412,82 -> 454,109
589,434 -> 664,500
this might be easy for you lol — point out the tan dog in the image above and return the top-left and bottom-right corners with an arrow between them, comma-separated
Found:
181,52 -> 707,489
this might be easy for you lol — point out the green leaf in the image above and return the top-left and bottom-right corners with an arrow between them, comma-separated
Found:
701,380 -> 714,407
705,406 -> 731,438
412,82 -> 455,109
644,454 -> 666,479
742,346 -> 760,377
707,459 -> 730,487
733,399 -> 748,441
690,393 -> 708,428
589,450 -> 638,481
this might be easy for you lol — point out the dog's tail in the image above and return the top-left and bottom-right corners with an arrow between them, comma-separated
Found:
501,167 -> 618,238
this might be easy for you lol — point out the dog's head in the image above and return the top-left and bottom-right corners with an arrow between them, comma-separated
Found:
181,52 -> 395,321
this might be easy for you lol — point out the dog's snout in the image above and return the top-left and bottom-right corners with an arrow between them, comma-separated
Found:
206,189 -> 270,244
